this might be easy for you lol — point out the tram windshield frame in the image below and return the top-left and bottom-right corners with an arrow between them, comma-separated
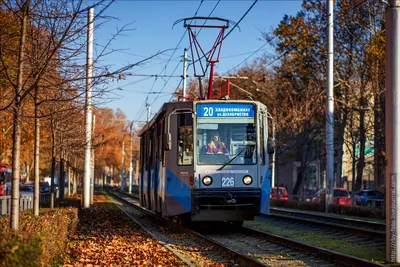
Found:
195,102 -> 258,166
196,118 -> 257,165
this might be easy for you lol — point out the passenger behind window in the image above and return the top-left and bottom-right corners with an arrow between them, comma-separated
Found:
207,132 -> 229,154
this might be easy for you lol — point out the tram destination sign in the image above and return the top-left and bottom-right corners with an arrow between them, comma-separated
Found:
197,103 -> 255,118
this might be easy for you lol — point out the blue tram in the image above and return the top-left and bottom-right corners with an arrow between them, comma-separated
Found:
139,100 -> 273,224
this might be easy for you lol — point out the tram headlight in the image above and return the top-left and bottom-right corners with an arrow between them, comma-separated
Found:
243,175 -> 253,185
202,176 -> 213,186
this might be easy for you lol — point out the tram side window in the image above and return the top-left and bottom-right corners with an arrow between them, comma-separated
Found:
147,132 -> 152,166
152,126 -> 158,165
177,113 -> 193,165
158,119 -> 164,166
140,137 -> 144,171
143,134 -> 148,167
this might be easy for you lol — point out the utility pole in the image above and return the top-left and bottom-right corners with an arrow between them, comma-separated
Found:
90,114 -> 95,204
147,104 -> 151,123
386,0 -> 400,263
83,7 -> 94,208
135,159 -> 139,187
121,141 -> 125,191
325,0 -> 334,212
182,48 -> 188,100
128,121 -> 133,193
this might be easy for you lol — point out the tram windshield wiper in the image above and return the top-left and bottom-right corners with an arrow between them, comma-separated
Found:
217,147 -> 246,171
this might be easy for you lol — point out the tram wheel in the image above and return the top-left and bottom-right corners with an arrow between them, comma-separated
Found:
230,221 -> 243,227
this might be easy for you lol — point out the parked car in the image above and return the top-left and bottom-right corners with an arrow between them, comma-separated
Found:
270,187 -> 289,200
5,182 -> 11,195
312,188 -> 352,205
354,190 -> 384,207
39,181 -> 50,193
0,179 -> 5,196
19,184 -> 34,196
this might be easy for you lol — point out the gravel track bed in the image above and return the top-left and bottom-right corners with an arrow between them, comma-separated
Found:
109,192 -> 247,267
193,223 -> 339,267
253,215 -> 385,249
114,191 -> 385,265
270,208 -> 385,232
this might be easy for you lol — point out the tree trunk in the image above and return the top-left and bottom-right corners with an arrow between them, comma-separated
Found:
374,58 -> 386,189
11,104 -> 22,230
11,0 -> 29,230
59,152 -> 64,201
293,167 -> 304,200
336,109 -> 348,187
73,160 -> 77,195
374,93 -> 385,189
67,158 -> 71,196
50,127 -> 56,208
33,87 -> 40,216
356,108 -> 366,191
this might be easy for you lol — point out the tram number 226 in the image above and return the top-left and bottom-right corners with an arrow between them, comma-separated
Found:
222,177 -> 235,187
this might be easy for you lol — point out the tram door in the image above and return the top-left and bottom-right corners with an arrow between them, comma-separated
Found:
152,120 -> 163,213
259,111 -> 271,215
151,125 -> 159,214
140,137 -> 145,206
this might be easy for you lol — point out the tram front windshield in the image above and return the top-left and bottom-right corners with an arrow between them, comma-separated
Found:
197,121 -> 256,165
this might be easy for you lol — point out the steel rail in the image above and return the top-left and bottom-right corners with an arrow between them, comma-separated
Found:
107,190 -> 269,267
114,190 -> 386,266
239,226 -> 386,267
270,207 -> 385,231
266,212 -> 385,240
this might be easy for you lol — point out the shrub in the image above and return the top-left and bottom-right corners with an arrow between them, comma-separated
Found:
329,204 -> 385,219
271,199 -> 298,209
298,201 -> 324,212
0,207 -> 78,267
270,199 -> 385,219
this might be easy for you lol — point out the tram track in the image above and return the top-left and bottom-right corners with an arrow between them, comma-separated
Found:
270,207 -> 385,232
111,190 -> 386,266
106,190 -> 267,267
265,208 -> 385,241
195,223 -> 385,267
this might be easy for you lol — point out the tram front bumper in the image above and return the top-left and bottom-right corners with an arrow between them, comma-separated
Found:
191,188 -> 261,221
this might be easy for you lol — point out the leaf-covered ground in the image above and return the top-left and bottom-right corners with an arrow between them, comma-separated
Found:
63,194 -> 185,266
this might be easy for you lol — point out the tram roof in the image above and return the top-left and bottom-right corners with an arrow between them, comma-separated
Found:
138,99 -> 266,136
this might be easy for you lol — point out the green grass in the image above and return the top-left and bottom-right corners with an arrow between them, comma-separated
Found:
245,220 -> 385,264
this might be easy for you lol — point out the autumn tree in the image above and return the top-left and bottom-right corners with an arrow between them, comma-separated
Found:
267,0 -> 386,196
269,5 -> 326,197
0,0 -> 120,229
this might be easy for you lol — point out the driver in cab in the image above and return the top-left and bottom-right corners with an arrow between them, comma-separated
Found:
207,132 -> 229,154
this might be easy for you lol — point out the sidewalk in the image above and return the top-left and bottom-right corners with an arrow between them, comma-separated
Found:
63,194 -> 185,266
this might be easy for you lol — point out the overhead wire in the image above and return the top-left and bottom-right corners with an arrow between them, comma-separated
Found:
135,0 -> 259,122
133,0 -> 204,123
223,0 -> 258,43
223,35 -> 276,75
224,0 -> 367,76
168,0 -> 221,101
189,0 -> 259,69
171,0 -> 258,100
148,0 -> 218,107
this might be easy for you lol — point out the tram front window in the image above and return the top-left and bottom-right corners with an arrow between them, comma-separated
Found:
197,122 -> 256,165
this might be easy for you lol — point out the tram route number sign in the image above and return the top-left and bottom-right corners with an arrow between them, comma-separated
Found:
197,103 -> 255,118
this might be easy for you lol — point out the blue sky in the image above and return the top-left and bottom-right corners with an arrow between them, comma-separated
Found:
93,0 -> 302,124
